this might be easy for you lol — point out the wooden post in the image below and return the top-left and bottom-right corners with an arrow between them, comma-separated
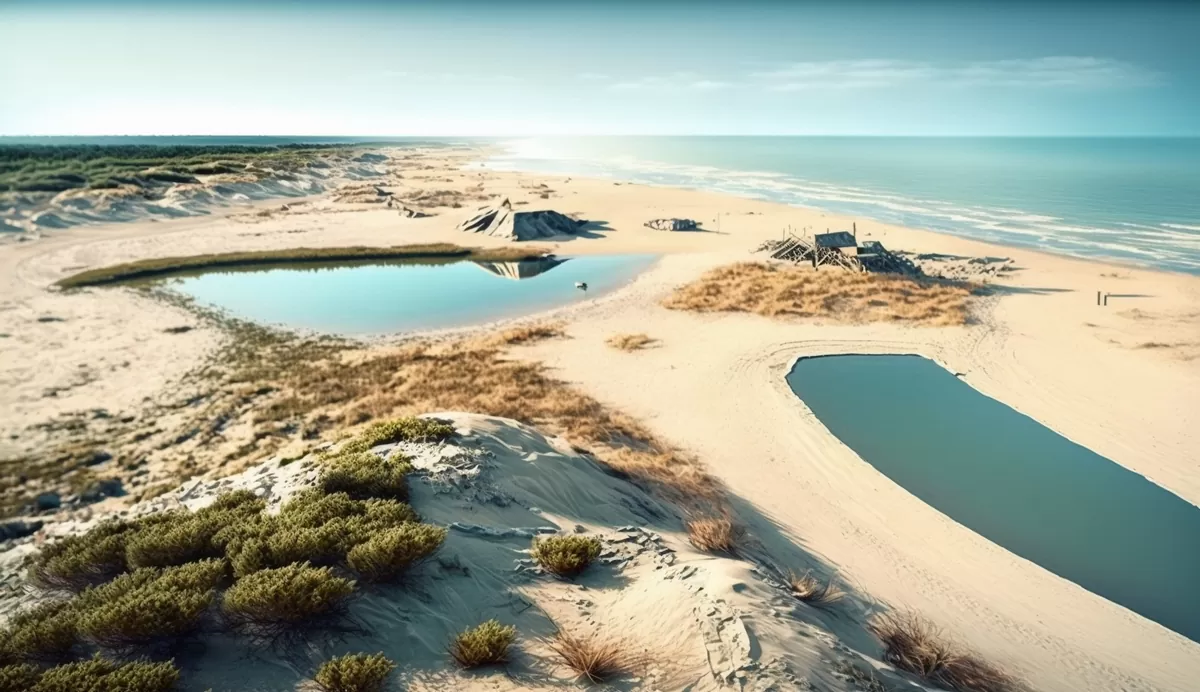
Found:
1104,293 -> 1109,306
853,222 -> 857,242
1097,291 -> 1101,305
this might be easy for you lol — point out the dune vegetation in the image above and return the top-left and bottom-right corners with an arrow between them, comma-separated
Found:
55,244 -> 549,288
546,629 -> 634,684
449,620 -> 517,669
1,419 -> 450,684
0,143 -> 355,193
529,535 -> 602,578
870,612 -> 1017,692
663,261 -> 977,326
605,333 -> 656,351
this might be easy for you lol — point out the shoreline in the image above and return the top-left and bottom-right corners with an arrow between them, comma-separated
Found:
1,144 -> 1197,691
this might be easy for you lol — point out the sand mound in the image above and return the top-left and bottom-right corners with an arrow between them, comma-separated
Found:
0,413 -> 919,692
458,198 -> 585,241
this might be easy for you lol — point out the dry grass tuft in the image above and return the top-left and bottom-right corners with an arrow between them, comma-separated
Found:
788,570 -> 845,607
546,630 -> 632,684
663,262 -> 975,326
686,517 -> 740,555
870,612 -> 1017,692
605,333 -> 655,351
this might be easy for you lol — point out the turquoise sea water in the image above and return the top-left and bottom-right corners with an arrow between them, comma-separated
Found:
486,137 -> 1200,274
786,355 -> 1200,643
170,255 -> 655,335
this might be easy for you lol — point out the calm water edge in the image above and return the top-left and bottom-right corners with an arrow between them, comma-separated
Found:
171,255 -> 655,335
787,354 -> 1200,643
488,136 -> 1200,274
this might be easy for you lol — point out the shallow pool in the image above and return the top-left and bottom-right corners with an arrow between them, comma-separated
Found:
170,254 -> 655,334
786,354 -> 1200,643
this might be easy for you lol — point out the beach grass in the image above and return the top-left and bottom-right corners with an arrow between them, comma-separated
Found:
663,261 -> 976,326
686,517 -> 741,555
530,535 -> 602,578
55,244 -> 550,288
787,570 -> 845,607
546,629 -> 633,683
606,333 -> 655,351
449,620 -> 516,668
870,611 -> 1017,692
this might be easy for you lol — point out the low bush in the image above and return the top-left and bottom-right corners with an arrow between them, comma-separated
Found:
29,520 -> 136,591
530,535 -> 602,578
338,417 -> 455,455
314,652 -> 395,692
320,452 -> 413,501
29,654 -> 178,692
449,620 -> 516,668
346,524 -> 446,582
870,612 -> 1016,692
222,563 -> 355,634
546,630 -> 630,683
787,570 -> 845,607
0,663 -> 40,691
0,601 -> 78,662
124,512 -> 225,569
685,517 -> 740,555
74,561 -> 224,648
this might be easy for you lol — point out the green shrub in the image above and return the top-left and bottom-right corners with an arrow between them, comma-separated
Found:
29,520 -> 136,591
0,601 -> 78,661
449,620 -> 516,668
30,654 -> 178,692
74,561 -> 224,647
320,452 -> 413,501
228,526 -> 344,578
203,489 -> 267,514
124,512 -> 225,569
339,417 -> 455,455
0,664 -> 41,692
346,524 -> 446,582
530,535 -> 602,578
314,652 -> 395,692
222,563 -> 355,633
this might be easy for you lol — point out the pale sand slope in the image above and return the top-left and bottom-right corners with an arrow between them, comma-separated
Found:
5,413 -> 915,692
1,146 -> 1199,690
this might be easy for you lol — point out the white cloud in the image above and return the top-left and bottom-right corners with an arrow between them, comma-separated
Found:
609,72 -> 733,91
751,57 -> 1160,91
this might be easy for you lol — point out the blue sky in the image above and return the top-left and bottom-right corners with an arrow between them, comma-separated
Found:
1,1 -> 1197,136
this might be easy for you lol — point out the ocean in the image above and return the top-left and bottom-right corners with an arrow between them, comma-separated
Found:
483,137 -> 1200,275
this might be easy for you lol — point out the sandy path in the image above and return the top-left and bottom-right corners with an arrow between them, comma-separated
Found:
2,146 -> 1198,690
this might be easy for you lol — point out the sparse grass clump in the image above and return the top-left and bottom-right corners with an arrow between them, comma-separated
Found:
605,333 -> 655,351
449,620 -> 516,668
546,630 -> 632,684
788,570 -> 845,607
346,524 -> 447,582
663,262 -> 974,326
314,652 -> 395,692
530,535 -> 602,578
870,612 -> 1016,692
686,517 -> 740,555
221,563 -> 355,634
29,654 -> 178,692
320,452 -> 413,501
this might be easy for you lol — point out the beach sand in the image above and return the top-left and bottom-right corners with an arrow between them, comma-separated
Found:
1,145 -> 1198,690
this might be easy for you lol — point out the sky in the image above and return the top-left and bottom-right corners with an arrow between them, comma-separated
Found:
1,0 -> 1197,136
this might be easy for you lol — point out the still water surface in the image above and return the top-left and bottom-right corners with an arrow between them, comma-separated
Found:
172,254 -> 655,334
786,354 -> 1200,642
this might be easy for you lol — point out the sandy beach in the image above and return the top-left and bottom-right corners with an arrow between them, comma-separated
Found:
2,144 -> 1199,691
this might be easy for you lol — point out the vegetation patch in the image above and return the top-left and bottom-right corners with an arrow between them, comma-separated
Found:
0,663 -> 41,691
314,652 -> 395,692
605,333 -> 655,351
530,535 -> 602,578
546,630 -> 632,684
870,612 -> 1016,692
0,601 -> 78,663
25,653 -> 178,692
663,262 -> 975,326
320,452 -> 413,501
56,245 -> 549,288
449,620 -> 516,668
346,524 -> 447,582
221,563 -> 355,635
